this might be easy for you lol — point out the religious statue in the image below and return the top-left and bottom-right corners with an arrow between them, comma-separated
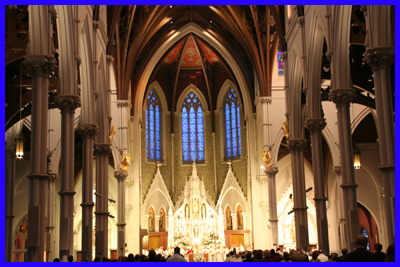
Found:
262,149 -> 272,168
148,209 -> 155,232
159,209 -> 165,232
193,199 -> 199,219
121,153 -> 131,171
194,225 -> 199,237
282,121 -> 289,142
226,208 -> 232,230
185,204 -> 189,219
109,125 -> 116,145
201,204 -> 206,220
237,206 -> 243,230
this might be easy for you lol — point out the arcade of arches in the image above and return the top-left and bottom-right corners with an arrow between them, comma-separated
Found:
4,5 -> 395,262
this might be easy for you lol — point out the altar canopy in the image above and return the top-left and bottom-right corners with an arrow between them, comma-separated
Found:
169,161 -> 225,247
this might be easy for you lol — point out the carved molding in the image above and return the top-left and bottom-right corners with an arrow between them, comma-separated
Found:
363,46 -> 395,70
328,88 -> 356,106
332,166 -> 341,176
54,95 -> 81,113
48,173 -> 58,183
117,100 -> 130,108
24,55 -> 56,78
114,170 -> 128,181
304,118 -> 326,133
5,148 -> 15,159
287,139 -> 307,152
76,123 -> 99,138
256,175 -> 268,184
106,55 -> 114,65
93,143 -> 111,156
265,167 -> 279,177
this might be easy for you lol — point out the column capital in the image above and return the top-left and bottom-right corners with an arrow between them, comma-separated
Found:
5,146 -> 15,159
328,88 -> 356,106
287,139 -> 307,152
332,166 -> 341,176
94,143 -> 111,156
54,95 -> 81,114
117,100 -> 130,108
106,55 -> 114,65
48,173 -> 58,183
24,55 -> 56,78
363,46 -> 395,70
114,170 -> 128,181
264,167 -> 279,177
76,123 -> 99,138
280,51 -> 288,60
259,97 -> 272,104
256,175 -> 268,184
305,118 -> 326,133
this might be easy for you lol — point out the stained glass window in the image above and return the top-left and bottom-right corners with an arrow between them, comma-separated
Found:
225,88 -> 241,159
146,90 -> 161,161
362,228 -> 370,251
278,50 -> 284,76
182,93 -> 204,162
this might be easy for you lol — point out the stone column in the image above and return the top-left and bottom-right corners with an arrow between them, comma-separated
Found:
363,47 -> 395,245
115,170 -> 128,258
305,118 -> 330,255
329,89 -> 359,251
76,123 -> 98,262
46,173 -> 58,262
332,166 -> 346,250
24,54 -> 56,262
265,167 -> 279,248
54,94 -> 81,258
5,147 -> 16,262
94,143 -> 111,258
288,139 -> 309,252
231,214 -> 237,230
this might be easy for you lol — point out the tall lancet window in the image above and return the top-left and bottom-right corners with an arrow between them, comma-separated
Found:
225,88 -> 241,158
146,90 -> 161,161
182,92 -> 204,162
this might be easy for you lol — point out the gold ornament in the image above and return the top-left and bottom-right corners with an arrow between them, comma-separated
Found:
109,125 -> 116,145
262,149 -> 272,168
121,153 -> 131,171
282,121 -> 289,142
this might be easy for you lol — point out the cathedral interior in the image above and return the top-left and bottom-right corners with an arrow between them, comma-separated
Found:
4,5 -> 395,262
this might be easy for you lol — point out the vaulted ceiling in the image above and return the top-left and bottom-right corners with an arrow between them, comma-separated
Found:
107,5 -> 287,116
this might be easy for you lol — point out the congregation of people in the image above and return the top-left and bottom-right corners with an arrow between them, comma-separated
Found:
52,235 -> 394,262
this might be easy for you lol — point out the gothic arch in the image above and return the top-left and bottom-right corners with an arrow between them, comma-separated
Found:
175,84 -> 209,113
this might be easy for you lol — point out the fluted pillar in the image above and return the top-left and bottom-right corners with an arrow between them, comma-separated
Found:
329,89 -> 359,251
115,170 -> 128,258
46,173 -> 58,262
305,118 -> 329,255
24,54 -> 56,262
76,124 -> 98,262
288,139 -> 309,252
363,47 -> 395,245
332,166 -> 346,250
265,167 -> 279,248
5,147 -> 16,262
94,144 -> 111,258
54,95 -> 80,258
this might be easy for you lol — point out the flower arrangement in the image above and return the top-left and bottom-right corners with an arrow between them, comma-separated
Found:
173,232 -> 183,240
209,230 -> 219,240
194,255 -> 207,262
180,237 -> 191,247
202,237 -> 212,246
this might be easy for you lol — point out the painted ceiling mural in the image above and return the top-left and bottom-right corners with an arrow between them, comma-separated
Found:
162,36 -> 221,68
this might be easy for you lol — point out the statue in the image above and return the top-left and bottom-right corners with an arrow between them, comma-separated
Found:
282,121 -> 289,142
159,210 -> 165,232
237,206 -> 243,230
185,204 -> 189,219
121,153 -> 131,171
226,208 -> 232,230
262,149 -> 272,168
201,205 -> 206,220
109,125 -> 116,145
148,209 -> 154,232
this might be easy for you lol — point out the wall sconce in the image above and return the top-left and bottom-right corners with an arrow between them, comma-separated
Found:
354,149 -> 361,170
15,135 -> 24,160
